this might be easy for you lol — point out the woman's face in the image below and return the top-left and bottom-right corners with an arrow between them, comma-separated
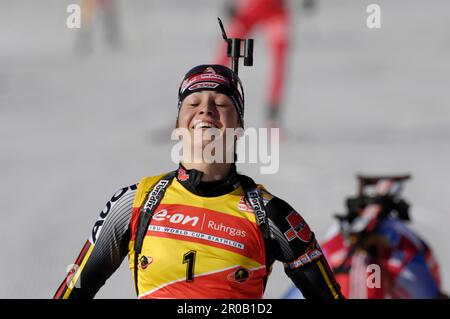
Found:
177,90 -> 241,162
177,90 -> 240,132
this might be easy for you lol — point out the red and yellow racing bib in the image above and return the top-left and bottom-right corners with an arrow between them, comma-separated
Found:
128,175 -> 268,299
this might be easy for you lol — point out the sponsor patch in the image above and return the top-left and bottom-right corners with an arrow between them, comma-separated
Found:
237,196 -> 253,212
138,255 -> 154,270
181,72 -> 230,92
247,191 -> 266,227
188,82 -> 220,91
227,267 -> 249,283
177,167 -> 189,182
283,211 -> 312,243
285,249 -> 323,270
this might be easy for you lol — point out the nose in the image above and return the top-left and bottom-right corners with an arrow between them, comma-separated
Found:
197,98 -> 219,117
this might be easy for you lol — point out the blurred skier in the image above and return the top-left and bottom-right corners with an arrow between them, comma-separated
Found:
215,0 -> 291,129
76,0 -> 121,54
301,0 -> 317,13
284,175 -> 447,299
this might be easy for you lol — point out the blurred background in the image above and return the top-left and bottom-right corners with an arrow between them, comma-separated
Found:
0,0 -> 449,298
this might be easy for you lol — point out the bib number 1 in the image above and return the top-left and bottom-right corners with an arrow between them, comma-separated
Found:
182,250 -> 197,282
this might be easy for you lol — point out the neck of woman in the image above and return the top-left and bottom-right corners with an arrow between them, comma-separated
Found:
181,161 -> 233,182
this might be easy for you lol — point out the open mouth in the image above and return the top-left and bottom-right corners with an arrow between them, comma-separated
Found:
192,121 -> 219,130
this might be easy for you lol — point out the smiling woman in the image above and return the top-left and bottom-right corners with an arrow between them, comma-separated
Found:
53,64 -> 344,299
174,65 -> 246,179
176,90 -> 241,170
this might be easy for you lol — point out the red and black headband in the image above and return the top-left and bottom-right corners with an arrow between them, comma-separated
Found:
177,64 -> 245,125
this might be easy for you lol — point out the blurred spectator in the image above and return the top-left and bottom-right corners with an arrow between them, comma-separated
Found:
215,0 -> 291,129
284,175 -> 448,299
76,0 -> 121,54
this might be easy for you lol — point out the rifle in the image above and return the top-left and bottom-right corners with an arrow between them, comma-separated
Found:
217,17 -> 253,75
333,174 -> 411,274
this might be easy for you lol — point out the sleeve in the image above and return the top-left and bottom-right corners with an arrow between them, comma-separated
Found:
392,253 -> 441,298
379,224 -> 443,299
265,196 -> 345,299
53,184 -> 137,299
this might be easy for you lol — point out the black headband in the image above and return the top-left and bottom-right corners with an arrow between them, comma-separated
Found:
177,65 -> 245,125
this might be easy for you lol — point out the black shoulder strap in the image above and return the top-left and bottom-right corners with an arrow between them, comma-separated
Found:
238,175 -> 271,239
238,175 -> 274,291
133,170 -> 176,296
134,171 -> 177,254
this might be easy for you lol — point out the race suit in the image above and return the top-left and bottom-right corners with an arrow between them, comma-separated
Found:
54,164 -> 343,299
